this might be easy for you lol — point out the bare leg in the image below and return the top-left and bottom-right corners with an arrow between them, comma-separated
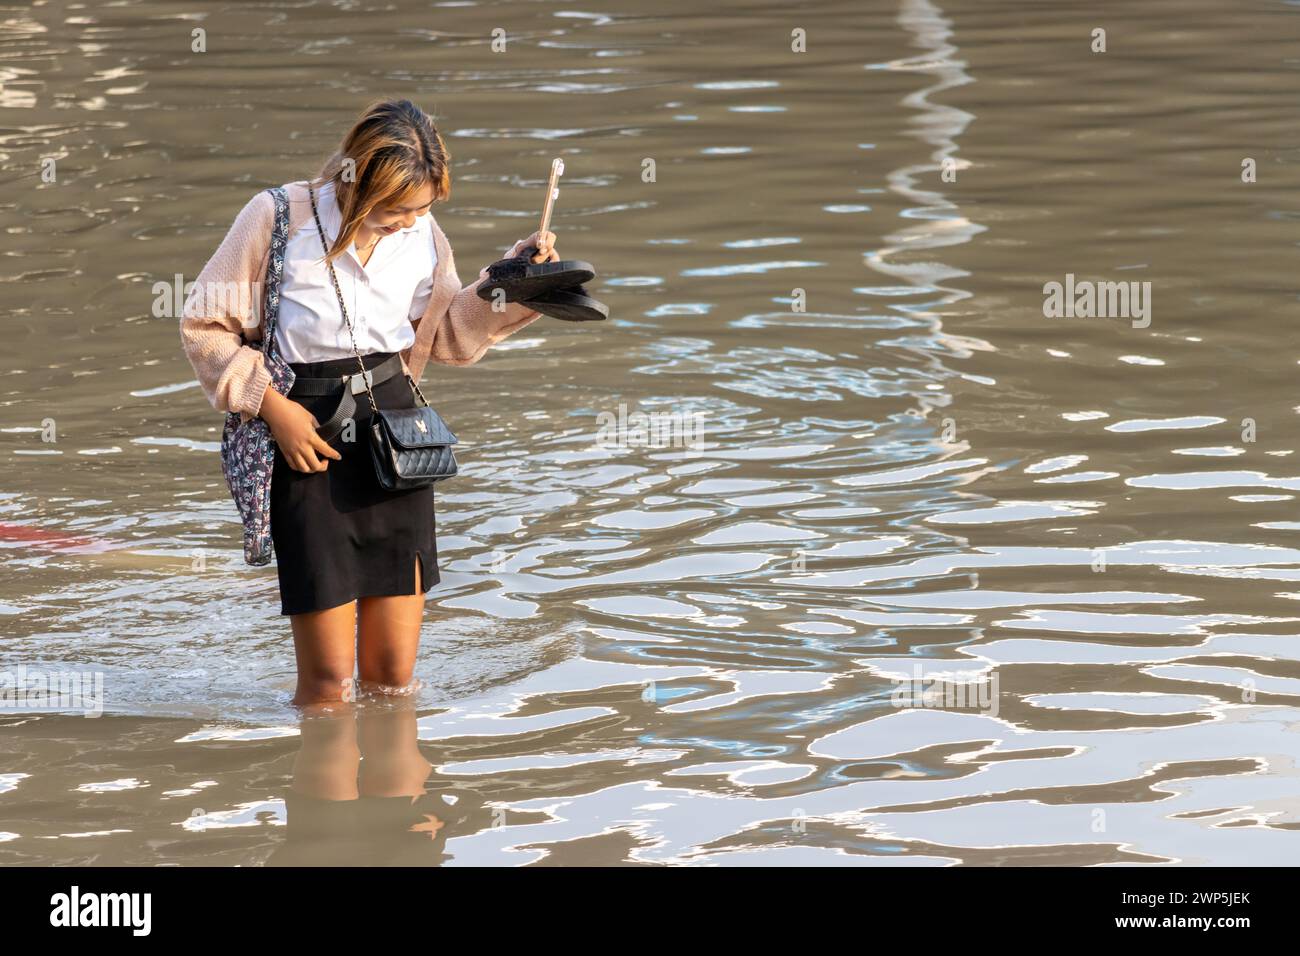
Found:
356,554 -> 425,693
289,600 -> 359,706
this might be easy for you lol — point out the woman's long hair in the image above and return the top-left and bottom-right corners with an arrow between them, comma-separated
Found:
310,98 -> 451,264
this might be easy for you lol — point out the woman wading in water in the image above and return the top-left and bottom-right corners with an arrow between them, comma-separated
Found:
180,99 -> 557,706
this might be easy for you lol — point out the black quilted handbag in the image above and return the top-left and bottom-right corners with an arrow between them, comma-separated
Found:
367,385 -> 459,491
309,182 -> 459,492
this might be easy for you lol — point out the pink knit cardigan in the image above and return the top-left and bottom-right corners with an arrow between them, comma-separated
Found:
179,179 -> 542,425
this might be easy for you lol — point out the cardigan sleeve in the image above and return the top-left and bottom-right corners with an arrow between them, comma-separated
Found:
178,190 -> 276,417
405,227 -> 544,380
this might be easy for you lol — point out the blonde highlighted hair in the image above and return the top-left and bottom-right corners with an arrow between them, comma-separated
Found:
310,98 -> 451,264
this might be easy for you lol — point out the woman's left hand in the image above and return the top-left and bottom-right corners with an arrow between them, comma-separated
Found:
522,230 -> 559,264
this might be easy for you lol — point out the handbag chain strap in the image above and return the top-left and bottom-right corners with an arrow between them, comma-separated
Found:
307,181 -> 432,414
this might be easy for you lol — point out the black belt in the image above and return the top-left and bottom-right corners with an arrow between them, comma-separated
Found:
287,353 -> 405,442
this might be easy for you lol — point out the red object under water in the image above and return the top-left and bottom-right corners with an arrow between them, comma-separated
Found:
0,521 -> 112,553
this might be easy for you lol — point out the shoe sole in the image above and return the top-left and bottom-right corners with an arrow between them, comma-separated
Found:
524,286 -> 609,322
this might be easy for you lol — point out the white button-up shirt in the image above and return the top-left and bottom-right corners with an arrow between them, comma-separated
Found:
274,177 -> 438,363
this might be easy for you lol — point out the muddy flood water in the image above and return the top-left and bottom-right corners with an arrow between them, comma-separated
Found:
2,0 -> 1300,865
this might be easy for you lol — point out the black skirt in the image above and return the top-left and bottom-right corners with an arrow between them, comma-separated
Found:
270,350 -> 439,616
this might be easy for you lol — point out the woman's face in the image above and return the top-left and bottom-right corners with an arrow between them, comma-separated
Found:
366,181 -> 436,235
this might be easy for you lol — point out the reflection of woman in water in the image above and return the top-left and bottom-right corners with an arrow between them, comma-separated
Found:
179,99 -> 557,706
265,701 -> 476,867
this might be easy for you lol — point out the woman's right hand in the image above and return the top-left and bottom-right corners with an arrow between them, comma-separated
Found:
260,387 -> 342,472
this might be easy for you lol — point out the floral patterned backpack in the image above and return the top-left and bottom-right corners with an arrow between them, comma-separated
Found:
219,185 -> 298,565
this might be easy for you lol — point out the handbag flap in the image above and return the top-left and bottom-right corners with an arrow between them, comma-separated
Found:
378,406 -> 458,448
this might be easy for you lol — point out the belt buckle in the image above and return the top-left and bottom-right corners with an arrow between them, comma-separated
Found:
347,368 -> 373,395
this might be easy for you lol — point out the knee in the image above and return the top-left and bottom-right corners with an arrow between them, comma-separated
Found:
357,663 -> 415,690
